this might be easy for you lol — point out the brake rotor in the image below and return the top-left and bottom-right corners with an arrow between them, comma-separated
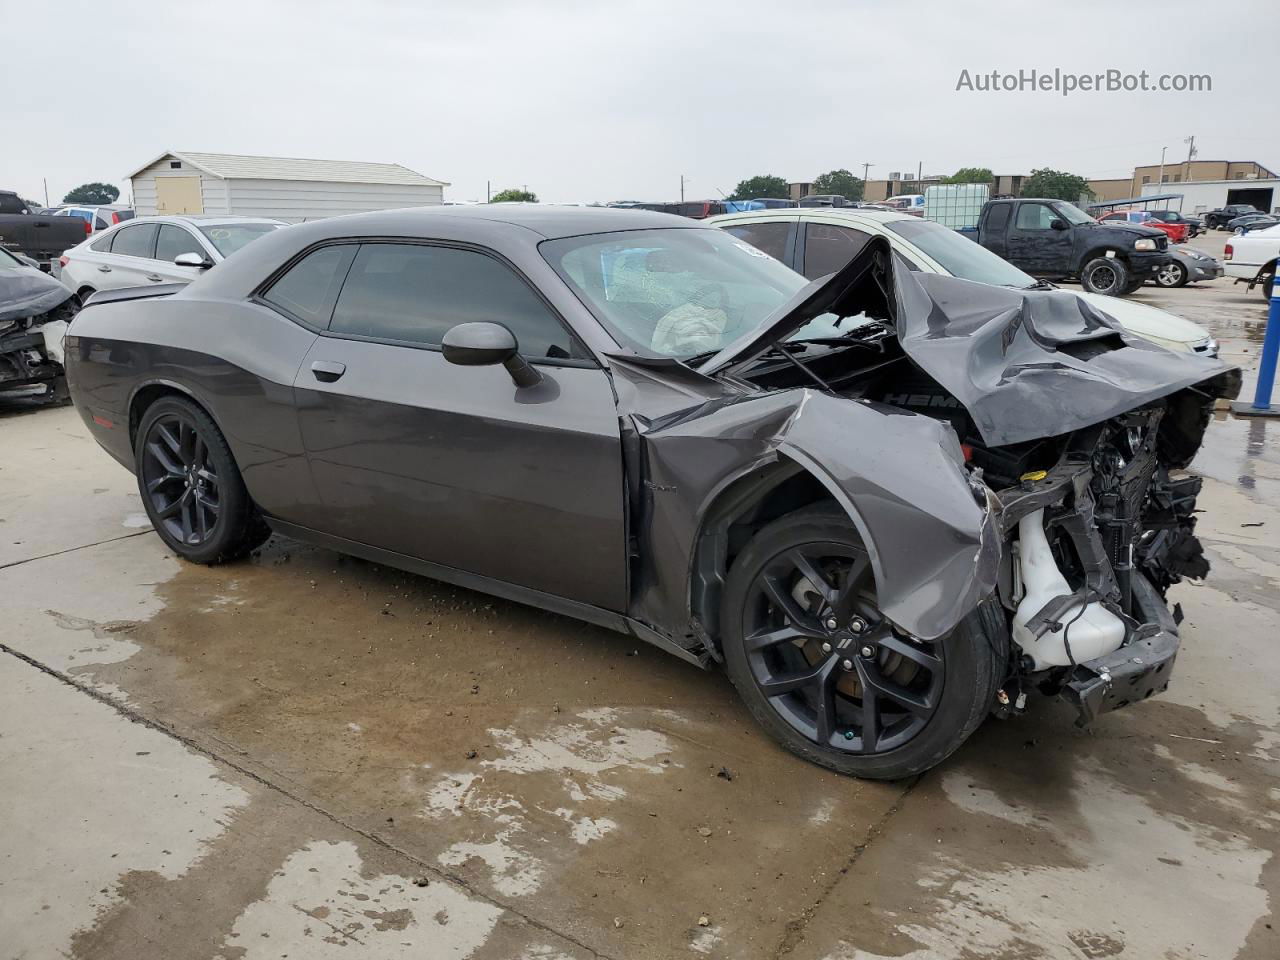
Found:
790,568 -> 920,698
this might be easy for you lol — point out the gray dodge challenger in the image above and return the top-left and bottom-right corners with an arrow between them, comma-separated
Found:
65,206 -> 1239,779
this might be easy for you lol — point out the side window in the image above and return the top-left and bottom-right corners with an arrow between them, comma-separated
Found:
985,203 -> 1011,232
94,216 -> 109,230
329,243 -> 583,360
802,223 -> 872,280
261,244 -> 357,327
156,225 -> 206,262
0,194 -> 27,214
723,222 -> 791,263
1014,203 -> 1056,230
90,231 -> 115,252
110,223 -> 159,258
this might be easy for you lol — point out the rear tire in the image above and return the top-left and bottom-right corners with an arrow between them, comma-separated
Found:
1081,257 -> 1130,296
719,504 -> 1008,780
134,396 -> 269,564
1263,275 -> 1274,301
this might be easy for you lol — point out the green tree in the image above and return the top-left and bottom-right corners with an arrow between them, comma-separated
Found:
728,174 -> 789,200
1020,168 -> 1094,202
63,182 -> 120,204
811,169 -> 864,201
490,188 -> 538,203
945,167 -> 994,184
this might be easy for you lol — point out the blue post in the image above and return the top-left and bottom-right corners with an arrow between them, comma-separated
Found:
1232,275 -> 1280,417
1254,284 -> 1280,408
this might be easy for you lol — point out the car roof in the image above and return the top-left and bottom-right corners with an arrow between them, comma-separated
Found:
273,204 -> 700,241
123,215 -> 284,227
705,206 -> 919,227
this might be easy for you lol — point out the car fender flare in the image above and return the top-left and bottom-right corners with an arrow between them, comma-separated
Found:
127,377 -> 225,448
684,454 -> 883,657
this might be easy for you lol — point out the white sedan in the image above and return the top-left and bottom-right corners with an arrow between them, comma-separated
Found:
1224,223 -> 1279,300
59,215 -> 284,301
706,207 -> 1218,356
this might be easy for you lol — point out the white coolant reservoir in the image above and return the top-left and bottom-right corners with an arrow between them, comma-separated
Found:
1011,508 -> 1126,669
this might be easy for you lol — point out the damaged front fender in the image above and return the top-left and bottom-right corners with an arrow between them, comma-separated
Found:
617,370 -> 999,647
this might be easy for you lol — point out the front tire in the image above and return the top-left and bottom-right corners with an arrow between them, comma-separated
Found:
134,396 -> 269,564
1081,257 -> 1130,296
720,505 -> 1007,780
1155,261 -> 1187,288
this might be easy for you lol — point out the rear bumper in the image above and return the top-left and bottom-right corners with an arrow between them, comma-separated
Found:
1060,574 -> 1179,726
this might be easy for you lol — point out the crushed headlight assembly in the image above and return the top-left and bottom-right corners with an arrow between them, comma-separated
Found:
1134,238 -> 1158,252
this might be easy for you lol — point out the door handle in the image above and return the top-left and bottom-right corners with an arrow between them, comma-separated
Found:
97,265 -> 112,272
145,274 -> 164,282
311,360 -> 346,383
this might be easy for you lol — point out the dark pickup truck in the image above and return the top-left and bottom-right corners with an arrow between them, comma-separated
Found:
961,197 -> 1172,297
1204,204 -> 1258,230
0,190 -> 85,271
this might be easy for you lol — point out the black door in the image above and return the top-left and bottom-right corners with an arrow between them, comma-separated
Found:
1006,202 -> 1074,275
288,241 -> 628,612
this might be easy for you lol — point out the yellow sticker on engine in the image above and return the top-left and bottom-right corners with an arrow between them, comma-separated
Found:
1020,470 -> 1048,482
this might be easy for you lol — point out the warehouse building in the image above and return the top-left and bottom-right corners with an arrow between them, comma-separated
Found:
126,151 -> 448,222
1139,177 -> 1280,216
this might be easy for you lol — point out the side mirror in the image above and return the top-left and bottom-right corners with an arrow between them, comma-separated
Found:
1050,218 -> 1068,231
174,251 -> 213,269
442,321 -> 542,388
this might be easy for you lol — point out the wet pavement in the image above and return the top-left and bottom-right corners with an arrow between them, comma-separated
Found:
2,268 -> 1278,959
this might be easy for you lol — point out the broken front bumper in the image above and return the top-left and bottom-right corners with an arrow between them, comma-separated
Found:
1060,574 -> 1180,726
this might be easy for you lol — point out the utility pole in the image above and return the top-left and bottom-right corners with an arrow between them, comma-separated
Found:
1183,135 -> 1196,181
917,160 -> 923,184
862,162 -> 873,182
486,180 -> 491,202
1157,146 -> 1167,189
43,178 -> 49,207
680,175 -> 686,203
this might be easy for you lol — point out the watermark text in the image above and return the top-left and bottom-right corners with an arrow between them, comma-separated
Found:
956,68 -> 1211,96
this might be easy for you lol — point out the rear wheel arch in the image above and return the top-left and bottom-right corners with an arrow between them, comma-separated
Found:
75,285 -> 97,301
688,456 -> 880,658
129,382 -> 214,450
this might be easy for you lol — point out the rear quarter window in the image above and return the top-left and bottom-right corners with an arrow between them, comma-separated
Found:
261,244 -> 358,328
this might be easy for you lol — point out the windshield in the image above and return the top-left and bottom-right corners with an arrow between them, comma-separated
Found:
1055,202 -> 1095,225
542,227 -> 807,357
197,223 -> 280,257
885,218 -> 1037,288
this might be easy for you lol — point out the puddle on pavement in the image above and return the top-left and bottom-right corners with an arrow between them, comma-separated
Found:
805,695 -> 1278,960
69,534 -> 903,957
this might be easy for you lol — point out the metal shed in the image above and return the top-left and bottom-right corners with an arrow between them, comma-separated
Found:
126,151 -> 448,222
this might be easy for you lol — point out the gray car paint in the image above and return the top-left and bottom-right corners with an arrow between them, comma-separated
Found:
64,206 -> 1235,665
701,237 -> 1239,447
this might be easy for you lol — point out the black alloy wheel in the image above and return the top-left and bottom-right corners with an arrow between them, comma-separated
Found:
141,412 -> 222,546
740,543 -> 943,754
721,505 -> 1005,779
134,396 -> 269,564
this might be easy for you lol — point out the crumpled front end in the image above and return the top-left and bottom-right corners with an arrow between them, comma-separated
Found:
985,383 -> 1234,725
0,269 -> 76,400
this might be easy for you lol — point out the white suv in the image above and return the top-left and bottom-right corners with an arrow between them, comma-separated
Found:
59,215 -> 284,301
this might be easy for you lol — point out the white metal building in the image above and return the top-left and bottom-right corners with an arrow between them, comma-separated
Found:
126,151 -> 448,222
1139,177 -> 1280,216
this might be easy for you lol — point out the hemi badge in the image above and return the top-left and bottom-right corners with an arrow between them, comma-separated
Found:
92,415 -> 114,429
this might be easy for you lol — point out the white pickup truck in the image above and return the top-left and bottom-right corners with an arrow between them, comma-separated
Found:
1224,224 -> 1279,300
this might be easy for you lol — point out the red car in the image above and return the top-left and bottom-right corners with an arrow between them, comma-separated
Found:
1098,209 -> 1188,243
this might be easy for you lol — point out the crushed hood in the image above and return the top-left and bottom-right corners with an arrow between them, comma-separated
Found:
0,263 -> 73,324
697,237 -> 1239,447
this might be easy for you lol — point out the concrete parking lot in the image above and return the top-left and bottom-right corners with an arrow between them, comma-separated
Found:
2,249 -> 1278,959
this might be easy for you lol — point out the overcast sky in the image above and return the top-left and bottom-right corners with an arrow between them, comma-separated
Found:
3,0 -> 1276,205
